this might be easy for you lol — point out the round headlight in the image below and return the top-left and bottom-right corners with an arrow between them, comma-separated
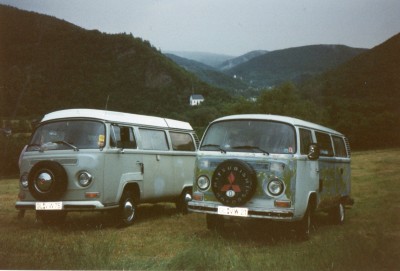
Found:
264,178 -> 284,196
20,173 -> 29,188
197,175 -> 210,190
78,172 -> 92,187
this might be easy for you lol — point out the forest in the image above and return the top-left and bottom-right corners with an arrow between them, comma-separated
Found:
0,5 -> 399,176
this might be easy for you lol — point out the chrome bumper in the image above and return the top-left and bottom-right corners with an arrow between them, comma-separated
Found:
188,201 -> 294,221
15,200 -> 118,211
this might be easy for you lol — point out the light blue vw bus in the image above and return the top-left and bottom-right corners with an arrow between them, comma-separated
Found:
188,114 -> 352,239
16,109 -> 198,226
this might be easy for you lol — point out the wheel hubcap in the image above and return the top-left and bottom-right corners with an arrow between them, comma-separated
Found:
35,172 -> 53,192
123,201 -> 135,222
339,204 -> 345,222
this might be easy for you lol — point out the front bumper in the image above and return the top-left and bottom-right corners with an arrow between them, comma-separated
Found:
188,201 -> 294,221
15,201 -> 118,211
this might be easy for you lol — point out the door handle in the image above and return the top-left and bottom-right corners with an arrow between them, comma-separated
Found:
136,161 -> 144,174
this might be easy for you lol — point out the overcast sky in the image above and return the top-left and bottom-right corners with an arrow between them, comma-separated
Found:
1,0 -> 399,56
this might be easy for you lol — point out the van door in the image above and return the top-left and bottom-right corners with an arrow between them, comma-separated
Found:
169,132 -> 197,192
295,128 -> 319,215
103,125 -> 143,204
332,136 -> 351,197
138,128 -> 175,200
315,132 -> 337,208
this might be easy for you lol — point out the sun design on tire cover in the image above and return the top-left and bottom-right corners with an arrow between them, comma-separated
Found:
212,160 -> 256,207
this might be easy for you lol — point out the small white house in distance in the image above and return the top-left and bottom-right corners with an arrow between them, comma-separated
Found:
190,94 -> 204,106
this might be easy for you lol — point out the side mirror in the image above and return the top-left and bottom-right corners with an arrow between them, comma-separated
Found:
116,141 -> 125,153
308,143 -> 320,160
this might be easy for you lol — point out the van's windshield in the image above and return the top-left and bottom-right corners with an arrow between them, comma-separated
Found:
200,120 -> 296,154
27,120 -> 106,151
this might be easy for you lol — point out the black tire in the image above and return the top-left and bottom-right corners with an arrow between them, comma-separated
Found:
206,214 -> 224,231
176,188 -> 192,214
36,211 -> 67,225
28,161 -> 68,201
117,190 -> 137,227
329,202 -> 345,225
296,207 -> 312,241
211,159 -> 257,207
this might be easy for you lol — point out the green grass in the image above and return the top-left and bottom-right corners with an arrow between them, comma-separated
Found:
1,149 -> 399,270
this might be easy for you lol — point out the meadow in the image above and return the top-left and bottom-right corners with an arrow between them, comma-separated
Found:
0,149 -> 399,270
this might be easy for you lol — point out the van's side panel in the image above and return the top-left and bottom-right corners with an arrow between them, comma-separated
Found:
335,157 -> 351,198
103,149 -> 143,204
294,156 -> 319,219
317,156 -> 338,209
172,152 -> 197,192
141,151 -> 175,200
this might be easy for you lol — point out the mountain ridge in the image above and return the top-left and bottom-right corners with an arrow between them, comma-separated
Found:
225,44 -> 368,88
299,33 -> 400,149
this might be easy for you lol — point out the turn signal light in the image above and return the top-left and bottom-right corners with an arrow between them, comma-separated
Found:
274,200 -> 291,208
192,192 -> 204,201
85,192 -> 100,198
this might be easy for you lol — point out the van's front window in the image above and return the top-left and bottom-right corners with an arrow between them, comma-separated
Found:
200,120 -> 295,154
27,120 -> 105,151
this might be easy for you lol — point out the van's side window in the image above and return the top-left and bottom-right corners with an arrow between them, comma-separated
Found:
315,132 -> 334,157
299,128 -> 313,155
332,136 -> 347,157
140,129 -> 169,151
110,125 -> 137,149
170,132 -> 196,151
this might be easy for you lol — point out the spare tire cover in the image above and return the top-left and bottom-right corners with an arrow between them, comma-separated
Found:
212,159 -> 257,207
28,161 -> 68,201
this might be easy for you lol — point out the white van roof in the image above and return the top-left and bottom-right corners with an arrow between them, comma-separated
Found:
212,114 -> 343,135
41,109 -> 193,130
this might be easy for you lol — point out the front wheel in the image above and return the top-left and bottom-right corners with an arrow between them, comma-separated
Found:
117,190 -> 137,227
296,207 -> 312,240
176,188 -> 192,214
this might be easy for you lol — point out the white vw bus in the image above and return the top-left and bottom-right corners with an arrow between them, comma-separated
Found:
16,109 -> 198,226
188,114 -> 352,239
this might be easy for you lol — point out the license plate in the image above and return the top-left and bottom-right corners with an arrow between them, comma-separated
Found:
35,202 -> 63,210
218,206 -> 248,217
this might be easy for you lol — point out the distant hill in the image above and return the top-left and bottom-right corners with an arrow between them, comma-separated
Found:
218,50 -> 268,71
0,5 -> 227,119
225,45 -> 368,88
165,53 -> 249,92
300,33 -> 400,149
164,51 -> 235,68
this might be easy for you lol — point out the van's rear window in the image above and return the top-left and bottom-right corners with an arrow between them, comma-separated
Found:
201,120 -> 295,154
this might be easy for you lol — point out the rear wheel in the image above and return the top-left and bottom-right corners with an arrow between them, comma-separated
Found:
117,190 -> 137,227
329,202 -> 345,225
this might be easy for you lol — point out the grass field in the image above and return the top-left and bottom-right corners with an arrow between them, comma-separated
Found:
0,149 -> 399,270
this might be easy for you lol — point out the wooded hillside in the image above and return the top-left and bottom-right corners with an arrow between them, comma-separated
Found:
0,5 -> 227,120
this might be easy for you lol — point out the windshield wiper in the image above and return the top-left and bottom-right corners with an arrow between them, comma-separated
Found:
27,143 -> 42,151
232,145 -> 269,155
53,141 -> 79,151
27,141 -> 79,152
201,144 -> 226,154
